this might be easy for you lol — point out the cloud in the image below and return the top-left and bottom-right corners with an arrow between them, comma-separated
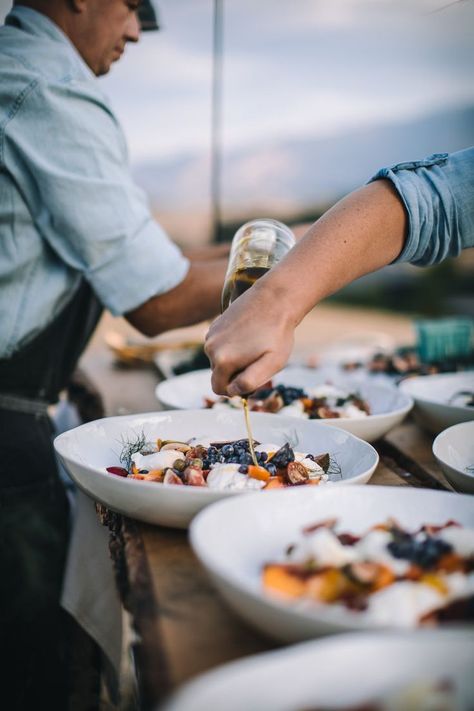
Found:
2,0 -> 473,167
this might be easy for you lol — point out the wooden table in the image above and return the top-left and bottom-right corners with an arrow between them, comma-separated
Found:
80,307 -> 454,711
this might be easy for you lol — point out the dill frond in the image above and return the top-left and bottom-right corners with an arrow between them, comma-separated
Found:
326,456 -> 342,481
118,430 -> 149,471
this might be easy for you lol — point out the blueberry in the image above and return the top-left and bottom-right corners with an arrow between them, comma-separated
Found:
221,444 -> 234,457
238,465 -> 248,474
388,534 -> 453,569
274,384 -> 307,406
258,451 -> 267,462
388,539 -> 415,560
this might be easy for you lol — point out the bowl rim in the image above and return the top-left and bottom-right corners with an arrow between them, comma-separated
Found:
54,410 -> 380,497
161,629 -> 474,711
189,485 -> 474,631
432,421 -> 474,477
155,368 -> 414,421
399,372 -> 474,413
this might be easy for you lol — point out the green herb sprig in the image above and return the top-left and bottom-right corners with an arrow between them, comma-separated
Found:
119,430 -> 149,471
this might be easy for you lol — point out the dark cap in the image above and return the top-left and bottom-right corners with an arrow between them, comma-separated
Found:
138,0 -> 160,31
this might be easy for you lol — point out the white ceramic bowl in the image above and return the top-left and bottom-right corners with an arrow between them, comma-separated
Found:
162,631 -> 474,711
54,410 -> 379,529
190,485 -> 474,640
433,421 -> 474,494
316,331 -> 395,366
399,372 -> 474,434
155,366 -> 412,443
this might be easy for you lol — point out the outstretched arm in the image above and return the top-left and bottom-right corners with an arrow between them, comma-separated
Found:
205,179 -> 407,396
206,145 -> 474,396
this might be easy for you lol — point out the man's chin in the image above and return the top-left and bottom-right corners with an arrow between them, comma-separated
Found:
96,60 -> 114,77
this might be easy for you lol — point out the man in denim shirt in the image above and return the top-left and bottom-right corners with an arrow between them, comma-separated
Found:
0,1 -> 228,708
206,147 -> 474,396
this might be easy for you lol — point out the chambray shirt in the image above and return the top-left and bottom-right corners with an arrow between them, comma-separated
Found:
0,6 -> 189,358
370,147 -> 474,266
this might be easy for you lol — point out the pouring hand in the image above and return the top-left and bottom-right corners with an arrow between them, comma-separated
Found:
205,279 -> 296,396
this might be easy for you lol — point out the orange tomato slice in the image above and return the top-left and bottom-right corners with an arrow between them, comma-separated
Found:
247,465 -> 271,482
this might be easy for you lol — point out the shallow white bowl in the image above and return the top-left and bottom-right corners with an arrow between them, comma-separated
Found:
399,372 -> 474,434
162,631 -> 474,711
433,421 -> 474,494
190,485 -> 474,640
155,366 -> 412,443
54,410 -> 379,529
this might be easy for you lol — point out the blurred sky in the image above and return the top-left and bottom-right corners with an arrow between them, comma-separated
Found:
104,0 -> 474,164
110,0 -> 474,160
2,0 -> 471,162
1,0 -> 473,226
86,0 -> 474,162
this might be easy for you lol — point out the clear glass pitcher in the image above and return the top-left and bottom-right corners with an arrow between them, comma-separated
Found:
221,218 -> 295,311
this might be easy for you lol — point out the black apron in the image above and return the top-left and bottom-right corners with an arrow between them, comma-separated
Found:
0,279 -> 102,710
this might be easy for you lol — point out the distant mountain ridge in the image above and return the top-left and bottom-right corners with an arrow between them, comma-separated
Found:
133,104 -> 474,214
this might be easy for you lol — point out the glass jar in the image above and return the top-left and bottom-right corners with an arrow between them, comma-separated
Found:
221,218 -> 295,311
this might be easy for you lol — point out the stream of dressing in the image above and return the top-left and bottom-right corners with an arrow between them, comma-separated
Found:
242,397 -> 259,467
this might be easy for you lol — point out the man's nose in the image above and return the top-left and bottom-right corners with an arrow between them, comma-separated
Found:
125,12 -> 140,43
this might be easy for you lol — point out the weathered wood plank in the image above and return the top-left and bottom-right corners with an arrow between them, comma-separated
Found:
98,507 -> 173,710
140,526 -> 278,688
369,459 -> 410,488
382,420 -> 454,491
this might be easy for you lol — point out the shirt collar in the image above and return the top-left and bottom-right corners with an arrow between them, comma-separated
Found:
5,5 -> 95,78
6,5 -> 72,45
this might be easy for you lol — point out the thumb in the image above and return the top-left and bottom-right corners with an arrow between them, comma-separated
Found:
227,352 -> 285,397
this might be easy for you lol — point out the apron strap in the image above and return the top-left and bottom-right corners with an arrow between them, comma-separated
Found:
0,393 -> 49,416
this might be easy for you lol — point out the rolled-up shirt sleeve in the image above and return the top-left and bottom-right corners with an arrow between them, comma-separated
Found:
369,147 -> 474,267
4,77 -> 189,315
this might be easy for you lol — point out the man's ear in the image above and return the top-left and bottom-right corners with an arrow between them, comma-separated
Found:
69,0 -> 87,14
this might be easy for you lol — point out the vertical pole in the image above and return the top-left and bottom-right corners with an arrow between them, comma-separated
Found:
211,0 -> 224,242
